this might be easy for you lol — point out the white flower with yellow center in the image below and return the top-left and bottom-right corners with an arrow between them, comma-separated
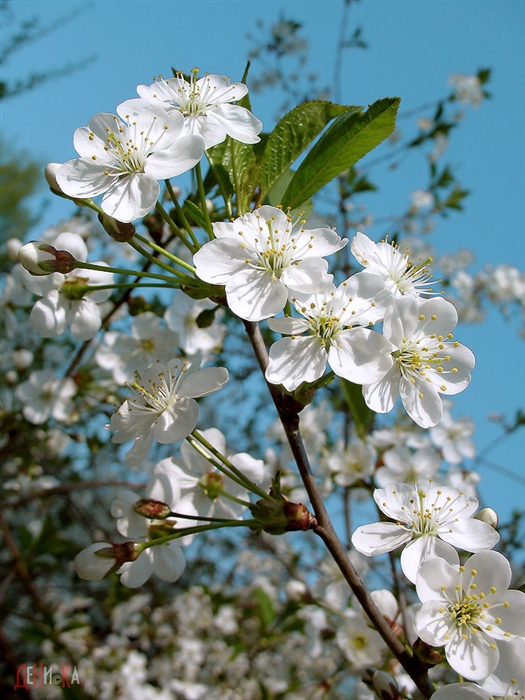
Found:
415,551 -> 525,680
351,482 -> 500,583
265,273 -> 394,391
56,104 -> 205,222
363,296 -> 475,428
136,70 -> 262,149
351,231 -> 436,299
194,205 -> 348,321
108,358 -> 228,466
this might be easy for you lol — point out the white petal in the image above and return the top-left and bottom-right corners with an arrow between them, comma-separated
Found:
101,173 -> 160,222
153,543 -> 186,582
145,135 -> 205,179
328,328 -> 394,384
351,521 -> 412,556
362,364 -> 400,414
438,518 -> 500,553
179,366 -> 229,398
226,267 -> 288,321
445,628 -> 499,680
154,398 -> 199,443
265,335 -> 327,391
400,536 -> 459,584
68,300 -> 102,341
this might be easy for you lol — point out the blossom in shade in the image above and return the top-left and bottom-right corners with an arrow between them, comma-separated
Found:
362,296 -> 475,428
374,445 -> 441,487
430,684 -> 491,700
154,427 -> 267,521
193,206 -> 347,321
430,400 -> 476,464
351,231 -> 436,300
108,358 -> 229,466
336,610 -> 384,668
109,461 -> 194,588
351,481 -> 500,583
135,71 -> 262,149
15,369 -> 77,424
265,273 -> 393,391
414,551 -> 525,680
56,104 -> 205,222
95,312 -> 180,384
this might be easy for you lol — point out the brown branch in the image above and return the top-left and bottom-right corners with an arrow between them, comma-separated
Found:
243,320 -> 434,698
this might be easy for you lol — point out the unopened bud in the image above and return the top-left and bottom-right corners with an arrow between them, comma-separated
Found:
134,498 -> 172,520
45,162 -> 64,192
250,496 -> 317,535
98,212 -> 136,242
412,637 -> 443,668
74,541 -> 139,581
474,507 -> 498,528
371,670 -> 401,700
18,241 -> 76,275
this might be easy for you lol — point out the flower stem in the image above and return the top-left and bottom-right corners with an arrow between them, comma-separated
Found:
189,430 -> 272,501
133,232 -> 197,275
75,260 -> 176,284
155,200 -> 196,253
195,161 -> 214,238
164,180 -> 200,249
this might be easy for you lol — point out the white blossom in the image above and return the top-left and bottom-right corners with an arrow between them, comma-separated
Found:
135,71 -> 262,149
16,369 -> 77,424
265,274 -> 393,391
194,205 -> 347,321
363,296 -> 475,428
351,481 -> 500,583
415,551 -> 525,680
108,358 -> 229,466
56,105 -> 205,222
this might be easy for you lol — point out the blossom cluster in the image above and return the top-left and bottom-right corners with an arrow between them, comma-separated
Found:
4,60 -> 522,700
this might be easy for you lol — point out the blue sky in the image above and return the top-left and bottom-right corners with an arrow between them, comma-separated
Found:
2,0 -> 524,517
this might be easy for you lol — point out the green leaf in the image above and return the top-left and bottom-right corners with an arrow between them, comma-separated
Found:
206,137 -> 257,214
339,378 -> 375,439
183,199 -> 209,230
260,100 -> 359,199
281,97 -> 401,210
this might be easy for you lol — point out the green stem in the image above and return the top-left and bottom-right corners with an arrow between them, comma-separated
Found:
75,260 -> 176,284
139,519 -> 257,550
195,161 -> 214,238
155,200 -> 195,253
83,282 -> 178,293
189,430 -> 272,501
133,232 -> 196,275
127,238 -> 189,279
164,180 -> 200,249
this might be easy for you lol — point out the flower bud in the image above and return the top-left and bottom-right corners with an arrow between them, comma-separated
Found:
74,541 -> 139,581
474,507 -> 498,528
98,212 -> 136,242
19,241 -> 76,275
370,670 -> 401,700
250,496 -> 317,535
5,237 -> 22,261
45,162 -> 63,192
134,498 -> 172,520
412,637 -> 443,668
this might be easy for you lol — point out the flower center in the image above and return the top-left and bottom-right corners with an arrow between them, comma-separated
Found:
130,363 -> 188,415
448,596 -> 482,630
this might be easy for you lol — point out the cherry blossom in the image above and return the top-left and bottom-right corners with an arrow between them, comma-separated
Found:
194,205 -> 347,321
362,296 -> 475,428
265,274 -> 394,391
108,358 -> 229,466
351,481 -> 500,583
351,231 -> 436,300
56,104 -> 205,222
15,369 -> 77,424
135,71 -> 262,149
415,551 -> 525,680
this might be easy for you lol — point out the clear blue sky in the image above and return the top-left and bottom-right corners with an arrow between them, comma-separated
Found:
2,0 -> 524,517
